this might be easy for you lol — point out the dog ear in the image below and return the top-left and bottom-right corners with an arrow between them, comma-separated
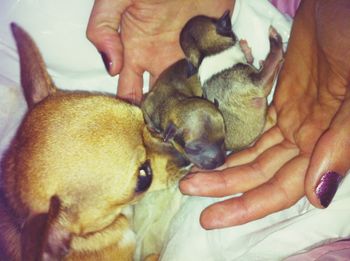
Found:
163,122 -> 178,142
186,59 -> 198,78
11,23 -> 56,109
21,196 -> 71,261
216,10 -> 232,37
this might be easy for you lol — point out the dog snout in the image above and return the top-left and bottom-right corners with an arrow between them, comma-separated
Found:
186,144 -> 226,170
200,152 -> 225,170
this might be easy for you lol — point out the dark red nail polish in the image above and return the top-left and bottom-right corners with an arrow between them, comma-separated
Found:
100,52 -> 111,72
315,171 -> 343,208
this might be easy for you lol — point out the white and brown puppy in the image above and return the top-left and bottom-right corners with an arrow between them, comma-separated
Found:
0,24 -> 185,261
199,27 -> 284,151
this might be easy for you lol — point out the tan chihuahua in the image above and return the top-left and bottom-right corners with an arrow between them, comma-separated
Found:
0,24 -> 186,261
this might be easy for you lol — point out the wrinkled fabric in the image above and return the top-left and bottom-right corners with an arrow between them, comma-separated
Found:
160,176 -> 350,261
0,0 -> 117,93
270,0 -> 301,18
286,240 -> 350,261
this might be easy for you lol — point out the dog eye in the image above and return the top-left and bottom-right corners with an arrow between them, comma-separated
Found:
184,145 -> 202,155
135,160 -> 153,193
173,134 -> 185,148
217,28 -> 233,38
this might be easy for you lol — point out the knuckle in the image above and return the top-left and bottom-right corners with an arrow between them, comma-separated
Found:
86,27 -> 99,43
251,161 -> 269,181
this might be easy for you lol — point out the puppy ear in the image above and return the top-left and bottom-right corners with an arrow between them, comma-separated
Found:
11,23 -> 56,109
216,10 -> 232,36
213,98 -> 220,108
186,60 -> 197,78
163,122 -> 177,142
21,196 -> 71,261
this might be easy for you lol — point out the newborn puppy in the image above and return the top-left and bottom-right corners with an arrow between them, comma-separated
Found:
0,24 -> 185,261
200,27 -> 284,151
141,11 -> 236,170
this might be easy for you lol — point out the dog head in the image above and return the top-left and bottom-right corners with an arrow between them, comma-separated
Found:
180,10 -> 237,75
2,23 -> 185,260
161,97 -> 226,170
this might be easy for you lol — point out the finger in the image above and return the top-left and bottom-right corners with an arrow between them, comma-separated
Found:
200,155 -> 309,229
180,139 -> 299,197
263,105 -> 277,132
87,0 -> 132,75
305,95 -> 350,208
117,62 -> 144,104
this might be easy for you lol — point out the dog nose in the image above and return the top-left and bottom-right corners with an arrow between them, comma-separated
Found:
201,155 -> 225,170
215,154 -> 225,167
198,145 -> 226,169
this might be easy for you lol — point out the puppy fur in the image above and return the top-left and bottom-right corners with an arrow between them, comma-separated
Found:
141,11 -> 237,170
200,27 -> 284,151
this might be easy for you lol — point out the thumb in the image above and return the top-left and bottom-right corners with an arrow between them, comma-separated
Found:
305,97 -> 350,208
117,62 -> 144,104
86,0 -> 132,75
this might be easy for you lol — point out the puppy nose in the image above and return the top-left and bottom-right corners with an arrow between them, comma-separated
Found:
202,155 -> 225,170
215,154 -> 225,167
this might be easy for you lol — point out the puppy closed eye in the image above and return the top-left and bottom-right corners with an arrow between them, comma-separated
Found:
184,145 -> 203,155
135,160 -> 153,193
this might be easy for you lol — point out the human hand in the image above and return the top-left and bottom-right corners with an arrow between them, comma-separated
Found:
87,0 -> 234,103
180,0 -> 350,229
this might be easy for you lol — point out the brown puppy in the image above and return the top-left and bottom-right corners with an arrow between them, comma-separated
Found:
200,27 -> 284,151
141,11 -> 236,170
0,24 -> 185,261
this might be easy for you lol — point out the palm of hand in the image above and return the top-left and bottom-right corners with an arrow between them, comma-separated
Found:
118,0 -> 233,101
119,0 -> 194,95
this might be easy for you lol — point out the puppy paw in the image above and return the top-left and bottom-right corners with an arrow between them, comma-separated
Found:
239,39 -> 254,64
268,26 -> 283,54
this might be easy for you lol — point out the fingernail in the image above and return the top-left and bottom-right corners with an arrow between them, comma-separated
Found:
179,174 -> 198,195
181,173 -> 195,181
315,171 -> 343,208
100,52 -> 112,73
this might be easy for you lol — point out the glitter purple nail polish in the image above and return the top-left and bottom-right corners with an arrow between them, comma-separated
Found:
315,171 -> 343,208
100,52 -> 112,72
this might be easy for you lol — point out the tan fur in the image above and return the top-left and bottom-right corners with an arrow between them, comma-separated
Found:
180,11 -> 237,69
203,27 -> 284,151
0,23 -> 185,260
